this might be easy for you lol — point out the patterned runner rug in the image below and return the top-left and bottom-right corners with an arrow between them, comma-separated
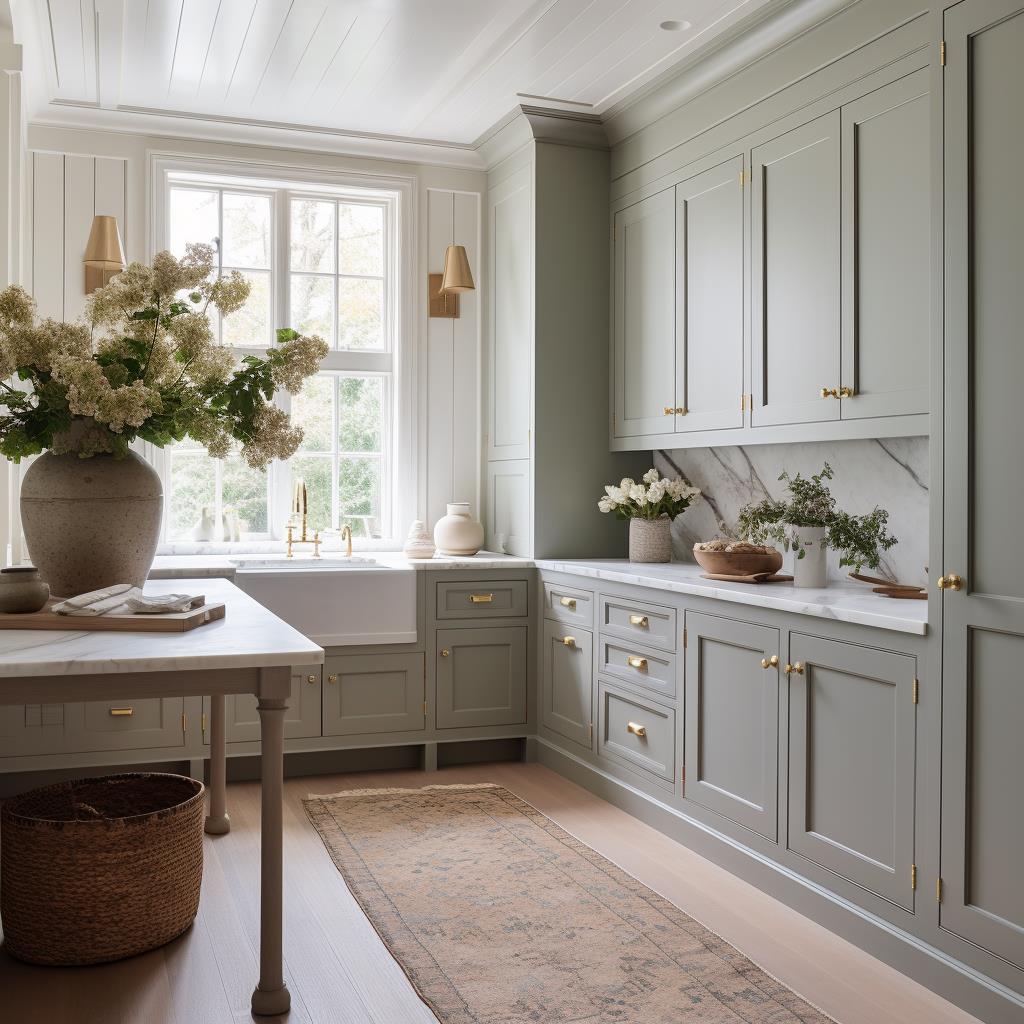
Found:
303,783 -> 835,1024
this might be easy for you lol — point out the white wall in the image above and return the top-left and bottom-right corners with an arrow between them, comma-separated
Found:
24,124 -> 483,538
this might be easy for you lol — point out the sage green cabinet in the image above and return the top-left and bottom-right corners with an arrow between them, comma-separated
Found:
435,626 -> 527,729
541,620 -> 593,751
598,681 -> 675,784
213,666 -> 322,743
0,704 -> 65,756
940,0 -> 1024,971
787,634 -> 916,910
683,613 -> 779,840
64,699 -> 186,753
322,654 -> 425,738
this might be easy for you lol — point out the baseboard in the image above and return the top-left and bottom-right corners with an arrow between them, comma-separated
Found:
536,738 -> 1024,1024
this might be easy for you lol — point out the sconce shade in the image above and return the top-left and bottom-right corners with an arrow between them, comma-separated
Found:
440,244 -> 475,293
84,215 -> 126,271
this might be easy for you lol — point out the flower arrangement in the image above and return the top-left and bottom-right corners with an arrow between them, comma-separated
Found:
598,468 -> 701,520
736,463 -> 897,572
0,243 -> 328,468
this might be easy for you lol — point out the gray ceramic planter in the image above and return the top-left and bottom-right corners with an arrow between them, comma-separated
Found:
20,450 -> 163,597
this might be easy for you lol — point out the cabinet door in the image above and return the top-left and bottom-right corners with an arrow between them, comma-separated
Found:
787,634 -> 916,910
684,613 -> 779,840
612,189 -> 677,437
840,70 -> 930,419
216,667 -> 322,743
674,155 -> 744,433
435,627 -> 527,729
940,0 -> 1024,970
541,621 -> 593,751
751,112 -> 841,427
322,654 -> 425,737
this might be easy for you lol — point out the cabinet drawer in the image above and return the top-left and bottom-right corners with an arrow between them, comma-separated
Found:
600,639 -> 676,700
599,682 -> 675,782
323,654 -> 425,737
435,627 -> 527,728
65,699 -> 186,753
600,595 -> 677,652
543,581 -> 594,628
436,580 -> 528,619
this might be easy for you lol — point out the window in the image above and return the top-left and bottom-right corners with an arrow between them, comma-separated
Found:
155,167 -> 404,545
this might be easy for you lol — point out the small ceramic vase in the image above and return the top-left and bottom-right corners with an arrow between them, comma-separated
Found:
0,567 -> 50,613
791,525 -> 828,588
433,503 -> 484,556
403,520 -> 435,559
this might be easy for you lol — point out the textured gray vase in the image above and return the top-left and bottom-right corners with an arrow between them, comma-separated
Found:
628,517 -> 672,563
21,449 -> 163,597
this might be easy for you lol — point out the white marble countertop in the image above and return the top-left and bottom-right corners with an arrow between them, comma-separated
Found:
535,559 -> 928,635
0,578 -> 324,677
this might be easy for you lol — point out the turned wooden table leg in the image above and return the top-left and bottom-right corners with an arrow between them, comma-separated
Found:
204,693 -> 230,835
251,693 -> 290,1017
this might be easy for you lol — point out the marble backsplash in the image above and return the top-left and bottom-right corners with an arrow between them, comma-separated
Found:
654,437 -> 929,586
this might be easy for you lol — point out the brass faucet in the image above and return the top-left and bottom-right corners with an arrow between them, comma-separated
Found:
340,524 -> 353,558
286,523 -> 320,559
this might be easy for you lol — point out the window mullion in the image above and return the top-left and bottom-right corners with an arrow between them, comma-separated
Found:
332,374 -> 340,530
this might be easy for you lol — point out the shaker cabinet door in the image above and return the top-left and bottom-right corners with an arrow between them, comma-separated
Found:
751,112 -> 841,428
612,188 -> 677,438
213,667 -> 322,743
541,621 -> 593,751
322,654 -> 425,738
435,627 -> 527,729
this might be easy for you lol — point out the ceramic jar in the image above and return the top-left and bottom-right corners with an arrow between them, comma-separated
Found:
629,517 -> 672,563
791,525 -> 828,588
403,520 -> 435,559
0,567 -> 50,613
433,503 -> 484,556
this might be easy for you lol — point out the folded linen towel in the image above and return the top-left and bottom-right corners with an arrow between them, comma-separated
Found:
53,586 -> 203,616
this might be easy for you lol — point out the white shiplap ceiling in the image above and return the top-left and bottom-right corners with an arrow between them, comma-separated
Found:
19,0 -> 774,148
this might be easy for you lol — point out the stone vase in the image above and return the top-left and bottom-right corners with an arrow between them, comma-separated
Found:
629,516 -> 672,563
21,444 -> 163,598
791,525 -> 828,588
433,503 -> 484,556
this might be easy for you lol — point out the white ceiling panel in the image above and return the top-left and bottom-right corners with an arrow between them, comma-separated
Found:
22,0 -> 776,145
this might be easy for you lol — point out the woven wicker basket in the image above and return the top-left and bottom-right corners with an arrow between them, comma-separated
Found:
1,773 -> 204,965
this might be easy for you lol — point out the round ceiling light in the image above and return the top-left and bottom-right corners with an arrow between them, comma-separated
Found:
659,19 -> 692,31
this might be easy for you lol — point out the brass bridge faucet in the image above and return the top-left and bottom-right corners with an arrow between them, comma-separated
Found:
340,524 -> 353,558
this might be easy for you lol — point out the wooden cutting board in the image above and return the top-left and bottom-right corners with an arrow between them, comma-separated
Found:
0,600 -> 226,632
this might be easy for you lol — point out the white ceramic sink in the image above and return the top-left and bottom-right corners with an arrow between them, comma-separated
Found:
232,557 -> 416,646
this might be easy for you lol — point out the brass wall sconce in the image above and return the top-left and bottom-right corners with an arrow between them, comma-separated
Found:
83,215 -> 126,293
428,194 -> 476,318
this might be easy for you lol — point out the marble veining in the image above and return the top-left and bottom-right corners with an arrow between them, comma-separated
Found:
536,559 -> 927,635
655,437 -> 929,586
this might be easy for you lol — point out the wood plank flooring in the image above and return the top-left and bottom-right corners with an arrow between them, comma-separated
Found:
0,762 -> 982,1024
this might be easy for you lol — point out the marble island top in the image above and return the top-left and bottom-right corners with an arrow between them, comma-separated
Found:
0,578 -> 324,677
535,559 -> 929,635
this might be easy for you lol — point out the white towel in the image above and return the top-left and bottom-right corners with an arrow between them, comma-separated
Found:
53,586 -> 203,616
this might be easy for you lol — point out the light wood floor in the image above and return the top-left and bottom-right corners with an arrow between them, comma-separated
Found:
0,762 -> 982,1024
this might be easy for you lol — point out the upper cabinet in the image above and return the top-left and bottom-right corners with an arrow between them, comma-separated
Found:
610,61 -> 931,451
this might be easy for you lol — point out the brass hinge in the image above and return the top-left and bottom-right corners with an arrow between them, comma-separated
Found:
423,700 -> 428,715
181,712 -> 187,733
911,863 -> 917,890
739,169 -> 744,187
940,39 -> 946,66
936,877 -> 943,903
588,721 -> 594,743
740,393 -> 746,412
201,712 -> 207,741
680,764 -> 686,786
912,678 -> 919,704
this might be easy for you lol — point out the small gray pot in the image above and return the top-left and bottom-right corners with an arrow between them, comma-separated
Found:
629,517 -> 672,563
0,567 -> 50,613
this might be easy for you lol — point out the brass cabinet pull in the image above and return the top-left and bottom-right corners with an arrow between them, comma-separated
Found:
675,407 -> 687,415
469,593 -> 493,604
838,386 -> 855,398
627,721 -> 647,738
627,655 -> 648,670
440,648 -> 450,657
663,406 -> 675,416
306,674 -> 318,684
109,707 -> 134,717
629,614 -> 649,628
559,596 -> 577,610
562,636 -> 577,648
937,573 -> 964,591
327,674 -> 338,684
760,654 -> 779,669
820,387 -> 839,399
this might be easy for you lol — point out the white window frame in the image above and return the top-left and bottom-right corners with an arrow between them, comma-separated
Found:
148,153 -> 417,546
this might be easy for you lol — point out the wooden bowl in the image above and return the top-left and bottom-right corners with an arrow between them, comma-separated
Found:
692,546 -> 784,577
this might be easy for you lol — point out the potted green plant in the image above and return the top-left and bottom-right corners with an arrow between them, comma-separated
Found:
597,468 -> 701,563
736,463 -> 897,587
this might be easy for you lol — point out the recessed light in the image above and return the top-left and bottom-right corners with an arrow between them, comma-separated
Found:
659,19 -> 691,31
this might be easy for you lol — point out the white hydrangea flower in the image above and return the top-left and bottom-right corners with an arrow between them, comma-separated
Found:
643,468 -> 660,484
620,478 -> 635,493
647,479 -> 667,503
629,482 -> 648,504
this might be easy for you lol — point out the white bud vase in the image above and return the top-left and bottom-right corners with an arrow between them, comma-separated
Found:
792,525 -> 828,588
433,503 -> 484,556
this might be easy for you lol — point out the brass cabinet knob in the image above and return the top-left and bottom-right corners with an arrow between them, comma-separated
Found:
626,721 -> 647,738
838,386 -> 855,398
785,663 -> 794,674
675,407 -> 687,415
937,573 -> 964,591
626,655 -> 648,670
327,674 -> 338,684
306,674 -> 318,684
760,654 -> 780,669
820,387 -> 839,399
792,662 -> 805,675
559,596 -> 577,610
440,648 -> 450,657
562,636 -> 577,648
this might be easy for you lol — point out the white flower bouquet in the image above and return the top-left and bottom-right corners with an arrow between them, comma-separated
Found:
598,468 -> 701,521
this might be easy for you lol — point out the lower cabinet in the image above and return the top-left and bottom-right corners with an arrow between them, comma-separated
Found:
217,666 -> 323,743
0,704 -> 66,756
435,626 -> 527,729
787,633 -> 917,910
322,654 -> 425,737
683,613 -> 780,840
541,620 -> 593,751
598,680 -> 675,784
63,699 -> 186,753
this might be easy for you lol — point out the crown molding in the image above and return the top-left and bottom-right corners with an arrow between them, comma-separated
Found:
474,104 -> 609,171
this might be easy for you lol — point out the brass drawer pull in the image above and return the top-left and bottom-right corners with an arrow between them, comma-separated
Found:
760,654 -> 779,669
306,674 -> 318,684
627,655 -> 648,671
562,636 -> 577,649
559,596 -> 577,610
327,674 -> 338,684
791,662 -> 805,675
109,707 -> 134,717
629,614 -> 649,628
627,721 -> 647,738
838,386 -> 854,398
440,648 -> 450,657
469,593 -> 494,604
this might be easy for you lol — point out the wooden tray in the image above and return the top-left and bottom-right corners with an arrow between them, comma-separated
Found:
0,600 -> 226,632
701,572 -> 795,584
